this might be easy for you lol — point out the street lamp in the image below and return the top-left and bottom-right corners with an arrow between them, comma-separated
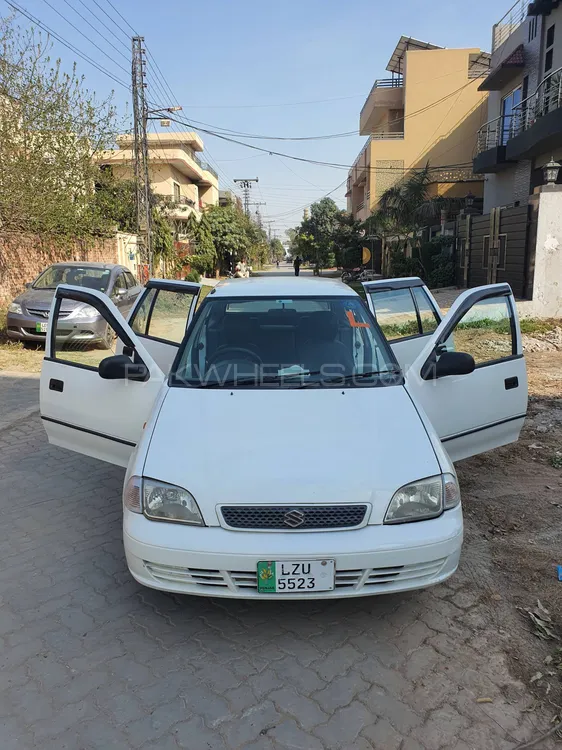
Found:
543,157 -> 561,185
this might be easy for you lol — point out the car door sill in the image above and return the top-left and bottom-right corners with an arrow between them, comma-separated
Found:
40,416 -> 136,446
441,413 -> 527,443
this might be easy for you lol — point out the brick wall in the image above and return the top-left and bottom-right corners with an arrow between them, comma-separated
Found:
0,233 -> 120,306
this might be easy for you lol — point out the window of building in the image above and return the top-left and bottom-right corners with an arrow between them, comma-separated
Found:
528,16 -> 538,42
501,86 -> 522,144
547,23 -> 555,48
545,24 -> 555,72
173,182 -> 181,203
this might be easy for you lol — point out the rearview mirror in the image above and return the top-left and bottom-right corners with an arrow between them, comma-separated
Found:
422,350 -> 475,380
98,354 -> 148,382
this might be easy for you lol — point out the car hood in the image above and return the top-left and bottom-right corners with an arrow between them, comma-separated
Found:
15,288 -> 78,312
142,385 -> 442,526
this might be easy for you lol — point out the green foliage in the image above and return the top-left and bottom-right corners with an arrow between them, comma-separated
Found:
0,16 -> 120,236
380,320 -> 421,338
151,209 -> 174,263
549,455 -> 562,469
387,249 -> 424,278
205,203 -> 250,273
519,318 -> 558,335
290,198 -> 361,271
185,270 -> 201,283
427,250 -> 455,288
181,212 -> 216,276
270,237 -> 285,262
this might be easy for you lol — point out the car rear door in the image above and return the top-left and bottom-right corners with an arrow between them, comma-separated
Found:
405,283 -> 527,462
362,277 -> 442,371
126,279 -> 202,373
40,284 -> 166,467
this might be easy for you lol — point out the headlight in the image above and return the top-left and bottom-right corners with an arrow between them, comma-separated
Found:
143,477 -> 204,525
384,475 -> 444,524
70,304 -> 99,319
9,302 -> 22,314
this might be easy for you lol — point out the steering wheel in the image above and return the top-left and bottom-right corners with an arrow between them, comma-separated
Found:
207,346 -> 263,366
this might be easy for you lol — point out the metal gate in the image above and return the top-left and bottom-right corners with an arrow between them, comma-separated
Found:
455,205 -> 530,298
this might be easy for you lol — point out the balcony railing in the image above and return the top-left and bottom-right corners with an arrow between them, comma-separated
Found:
510,67 -> 562,136
476,116 -> 504,153
492,0 -> 528,53
193,153 -> 218,179
371,131 -> 405,140
360,77 -> 404,116
356,201 -> 365,211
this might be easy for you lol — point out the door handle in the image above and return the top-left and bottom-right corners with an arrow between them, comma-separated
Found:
49,379 -> 64,392
505,376 -> 518,390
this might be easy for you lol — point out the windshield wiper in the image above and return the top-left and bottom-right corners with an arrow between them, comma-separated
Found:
196,372 -> 322,388
322,370 -> 402,385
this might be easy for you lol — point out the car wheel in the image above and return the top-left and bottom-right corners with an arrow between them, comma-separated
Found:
341,271 -> 352,284
98,325 -> 116,350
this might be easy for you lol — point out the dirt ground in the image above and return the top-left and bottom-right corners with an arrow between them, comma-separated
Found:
457,349 -> 562,724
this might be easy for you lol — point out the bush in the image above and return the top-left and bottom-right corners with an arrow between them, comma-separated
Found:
427,250 -> 455,288
387,249 -> 424,278
185,270 -> 201,283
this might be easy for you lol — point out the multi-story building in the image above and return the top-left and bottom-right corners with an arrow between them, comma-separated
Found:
99,131 -> 219,234
473,0 -> 562,211
347,36 -> 490,221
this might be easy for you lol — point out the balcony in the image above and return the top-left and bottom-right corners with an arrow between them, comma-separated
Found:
507,67 -> 562,160
360,78 -> 404,136
492,0 -> 528,53
371,131 -> 404,140
473,116 -> 514,173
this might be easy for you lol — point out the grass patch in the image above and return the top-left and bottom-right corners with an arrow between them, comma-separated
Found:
519,318 -> 559,335
549,454 -> 562,469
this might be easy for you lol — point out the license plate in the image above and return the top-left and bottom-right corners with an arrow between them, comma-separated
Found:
35,322 -> 48,333
257,560 -> 335,593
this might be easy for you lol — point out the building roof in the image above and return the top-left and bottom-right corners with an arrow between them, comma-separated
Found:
210,276 -> 357,298
386,36 -> 443,74
528,0 -> 560,15
478,44 -> 525,91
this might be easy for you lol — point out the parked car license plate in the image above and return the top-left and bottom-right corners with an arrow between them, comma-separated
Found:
35,322 -> 48,333
257,560 -> 335,593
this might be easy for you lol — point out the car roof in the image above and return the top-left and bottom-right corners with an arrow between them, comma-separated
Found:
48,262 -> 122,270
211,276 -> 358,298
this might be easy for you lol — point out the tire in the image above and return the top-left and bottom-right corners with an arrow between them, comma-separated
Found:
98,325 -> 115,350
341,271 -> 352,284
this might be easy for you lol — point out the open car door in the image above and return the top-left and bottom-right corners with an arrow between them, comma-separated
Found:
405,283 -> 527,462
125,279 -> 202,373
40,284 -> 167,468
362,277 -> 442,371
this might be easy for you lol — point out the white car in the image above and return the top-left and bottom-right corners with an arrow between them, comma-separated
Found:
40,276 -> 527,599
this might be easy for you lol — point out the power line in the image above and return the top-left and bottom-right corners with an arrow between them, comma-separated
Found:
5,0 -> 130,89
38,0 -> 130,76
60,0 -> 130,64
75,0 -> 130,48
102,0 -> 138,36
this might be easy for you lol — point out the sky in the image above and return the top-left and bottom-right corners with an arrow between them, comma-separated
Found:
8,0 -> 516,239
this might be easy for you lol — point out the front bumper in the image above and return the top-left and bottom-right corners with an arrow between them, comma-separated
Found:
6,311 -> 107,344
124,506 -> 463,599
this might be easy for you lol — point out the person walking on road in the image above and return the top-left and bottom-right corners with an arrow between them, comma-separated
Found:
293,256 -> 301,277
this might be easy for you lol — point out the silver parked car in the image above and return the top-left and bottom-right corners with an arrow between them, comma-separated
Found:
7,262 -> 143,348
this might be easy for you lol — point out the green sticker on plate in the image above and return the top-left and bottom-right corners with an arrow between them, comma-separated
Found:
257,561 -> 276,593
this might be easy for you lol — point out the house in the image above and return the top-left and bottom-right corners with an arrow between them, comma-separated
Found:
99,131 -> 219,236
347,36 -> 491,222
473,0 -> 562,210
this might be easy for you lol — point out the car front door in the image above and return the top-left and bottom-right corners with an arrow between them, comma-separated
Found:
405,283 -> 527,462
362,277 -> 442,371
126,279 -> 202,373
40,284 -> 167,467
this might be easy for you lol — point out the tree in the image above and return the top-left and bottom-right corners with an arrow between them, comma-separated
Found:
269,237 -> 284,263
332,212 -> 363,268
0,16 -> 120,236
182,212 -> 216,276
205,203 -> 250,273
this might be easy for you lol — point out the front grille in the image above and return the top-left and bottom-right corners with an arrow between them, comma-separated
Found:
26,308 -> 71,319
220,505 -> 368,531
143,558 -> 448,593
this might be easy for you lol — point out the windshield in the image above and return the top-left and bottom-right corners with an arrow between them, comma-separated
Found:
171,296 -> 401,389
33,266 -> 112,291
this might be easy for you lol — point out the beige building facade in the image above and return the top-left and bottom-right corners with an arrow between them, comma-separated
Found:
348,37 -> 491,221
99,132 -> 219,231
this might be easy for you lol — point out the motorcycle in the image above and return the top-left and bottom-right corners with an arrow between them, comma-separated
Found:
341,266 -> 378,284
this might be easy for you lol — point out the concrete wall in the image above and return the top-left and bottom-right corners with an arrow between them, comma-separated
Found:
518,188 -> 562,317
0,232 -> 138,306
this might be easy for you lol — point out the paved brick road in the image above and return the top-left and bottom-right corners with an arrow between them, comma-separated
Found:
0,379 -> 556,749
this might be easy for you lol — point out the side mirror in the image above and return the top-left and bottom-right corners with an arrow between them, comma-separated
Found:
422,350 -> 475,380
114,287 -> 127,297
98,354 -> 148,382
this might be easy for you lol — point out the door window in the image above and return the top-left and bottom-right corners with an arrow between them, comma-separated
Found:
448,294 -> 515,365
125,271 -> 138,288
501,86 -> 522,143
131,288 -> 196,345
112,273 -> 127,299
370,286 -> 439,340
52,304 -> 120,370
412,287 -> 439,334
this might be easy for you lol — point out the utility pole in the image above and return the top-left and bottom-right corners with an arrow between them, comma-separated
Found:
249,202 -> 266,228
233,178 -> 259,216
131,37 -> 153,277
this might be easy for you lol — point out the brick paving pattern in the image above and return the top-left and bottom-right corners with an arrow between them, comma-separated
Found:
0,377 -> 556,749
